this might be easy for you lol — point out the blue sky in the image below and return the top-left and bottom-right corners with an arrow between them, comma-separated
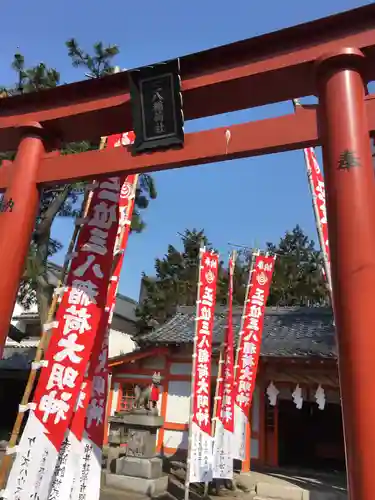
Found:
2,0 -> 372,301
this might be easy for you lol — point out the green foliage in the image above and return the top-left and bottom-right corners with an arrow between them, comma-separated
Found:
1,42 -> 157,321
266,225 -> 329,307
136,225 -> 329,333
136,229 -> 247,332
131,170 -> 157,233
136,229 -> 209,331
2,53 -> 61,95
66,38 -> 119,78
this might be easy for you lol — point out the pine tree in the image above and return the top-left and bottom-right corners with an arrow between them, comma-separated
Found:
135,225 -> 330,333
266,225 -> 329,306
135,229 -> 246,332
1,42 -> 157,324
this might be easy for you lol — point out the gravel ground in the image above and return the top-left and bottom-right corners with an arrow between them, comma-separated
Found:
100,486 -> 148,500
99,485 -> 253,500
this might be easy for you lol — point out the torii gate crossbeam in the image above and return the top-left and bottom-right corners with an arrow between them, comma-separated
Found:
1,98 -> 375,189
1,6 -> 375,499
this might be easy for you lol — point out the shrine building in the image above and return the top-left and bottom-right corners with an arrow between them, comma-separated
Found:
107,306 -> 343,473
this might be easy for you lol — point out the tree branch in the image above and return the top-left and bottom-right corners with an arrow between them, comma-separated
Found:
35,184 -> 71,236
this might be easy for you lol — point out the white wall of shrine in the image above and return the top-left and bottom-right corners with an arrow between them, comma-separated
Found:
166,380 -> 190,424
108,351 -> 262,458
162,359 -> 259,454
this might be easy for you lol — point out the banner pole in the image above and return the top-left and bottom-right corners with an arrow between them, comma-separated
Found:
5,138 -> 128,499
305,151 -> 333,297
207,250 -> 236,494
232,250 -> 258,466
204,345 -> 224,497
293,100 -> 332,299
0,138 -> 105,491
234,250 -> 258,380
66,162 -> 139,500
184,246 -> 205,500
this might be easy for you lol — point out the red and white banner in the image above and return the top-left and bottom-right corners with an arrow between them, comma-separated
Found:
212,253 -> 235,479
303,148 -> 331,288
5,135 -> 133,500
233,253 -> 275,461
47,133 -> 137,500
187,249 -> 219,484
70,140 -> 137,500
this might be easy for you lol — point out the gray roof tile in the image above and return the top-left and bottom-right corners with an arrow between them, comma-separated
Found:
137,306 -> 336,358
0,347 -> 37,370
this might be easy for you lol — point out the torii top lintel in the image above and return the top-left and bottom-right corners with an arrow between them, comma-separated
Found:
1,4 -> 375,188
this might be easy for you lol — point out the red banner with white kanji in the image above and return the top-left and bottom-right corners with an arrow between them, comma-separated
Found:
84,178 -> 138,450
212,252 -> 235,479
71,138 -> 138,500
187,249 -> 219,484
47,133 -> 137,500
232,253 -> 275,460
304,147 -> 331,289
5,136 -> 133,500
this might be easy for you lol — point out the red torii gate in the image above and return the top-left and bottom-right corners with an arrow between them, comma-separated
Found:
1,4 -> 375,498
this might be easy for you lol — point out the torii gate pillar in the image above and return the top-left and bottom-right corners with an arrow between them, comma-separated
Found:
0,123 -> 45,356
317,48 -> 375,499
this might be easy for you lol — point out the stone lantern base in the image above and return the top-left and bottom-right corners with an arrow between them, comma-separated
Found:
105,409 -> 168,497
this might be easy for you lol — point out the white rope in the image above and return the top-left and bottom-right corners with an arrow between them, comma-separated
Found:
31,360 -> 48,370
43,321 -> 58,332
5,446 -> 18,455
54,287 -> 65,296
19,402 -> 37,413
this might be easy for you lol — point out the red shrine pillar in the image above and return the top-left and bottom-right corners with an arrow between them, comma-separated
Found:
317,48 -> 375,499
0,123 -> 45,357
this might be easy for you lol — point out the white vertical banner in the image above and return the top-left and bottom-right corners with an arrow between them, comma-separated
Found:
212,420 -> 233,479
185,249 -> 219,498
212,252 -> 236,479
48,431 -> 82,500
233,405 -> 247,461
189,421 -> 214,483
68,330 -> 109,500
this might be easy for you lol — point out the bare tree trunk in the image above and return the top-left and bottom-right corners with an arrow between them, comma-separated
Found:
36,276 -> 51,328
34,186 -> 71,329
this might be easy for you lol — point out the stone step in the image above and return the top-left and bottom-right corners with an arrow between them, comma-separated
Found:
105,472 -> 169,497
254,497 -> 284,500
167,478 -> 203,500
254,486 -> 347,500
255,482 -> 304,500
100,485 -> 177,500
100,486 -> 148,500
253,497 -> 284,500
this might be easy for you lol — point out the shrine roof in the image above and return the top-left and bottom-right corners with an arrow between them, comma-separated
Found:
137,306 -> 336,358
